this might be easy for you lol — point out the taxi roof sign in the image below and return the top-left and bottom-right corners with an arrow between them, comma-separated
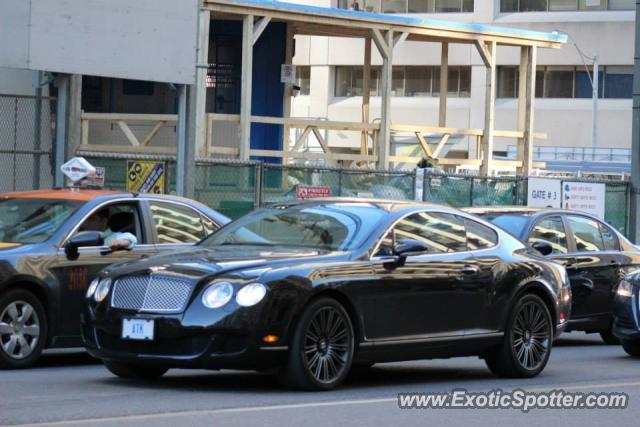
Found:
60,157 -> 96,183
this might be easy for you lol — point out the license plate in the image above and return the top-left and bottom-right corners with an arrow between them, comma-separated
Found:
121,318 -> 154,341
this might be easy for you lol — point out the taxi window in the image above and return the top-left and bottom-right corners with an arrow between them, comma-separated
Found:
149,201 -> 207,244
0,198 -> 82,243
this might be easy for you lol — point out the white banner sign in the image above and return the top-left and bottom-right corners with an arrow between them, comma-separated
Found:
562,181 -> 606,219
527,178 -> 561,208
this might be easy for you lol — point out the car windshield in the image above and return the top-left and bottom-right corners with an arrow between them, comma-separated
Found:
0,198 -> 83,244
201,203 -> 387,251
477,213 -> 531,238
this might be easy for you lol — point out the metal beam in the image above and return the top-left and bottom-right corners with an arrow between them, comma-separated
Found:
240,14 -> 254,160
282,23 -> 294,153
379,30 -> 393,169
175,84 -> 189,196
194,9 -> 211,158
54,74 -> 69,187
361,36 -> 371,155
480,41 -> 497,176
630,0 -> 640,242
439,42 -> 448,128
253,16 -> 271,45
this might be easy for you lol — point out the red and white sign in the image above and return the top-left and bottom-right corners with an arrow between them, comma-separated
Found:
562,181 -> 606,219
296,185 -> 332,200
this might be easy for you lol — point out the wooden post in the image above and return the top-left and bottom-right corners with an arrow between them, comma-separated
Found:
480,41 -> 497,176
194,9 -> 210,158
361,36 -> 372,156
240,15 -> 254,160
521,46 -> 537,176
378,30 -> 393,169
282,23 -> 294,159
439,42 -> 448,128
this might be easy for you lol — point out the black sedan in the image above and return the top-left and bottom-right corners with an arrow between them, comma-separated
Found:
0,188 -> 228,368
613,274 -> 640,357
466,206 -> 638,344
83,199 -> 570,390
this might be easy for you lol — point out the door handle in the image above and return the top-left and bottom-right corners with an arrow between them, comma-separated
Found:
461,266 -> 479,276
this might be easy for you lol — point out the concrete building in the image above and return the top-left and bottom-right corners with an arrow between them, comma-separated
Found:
291,0 -> 635,172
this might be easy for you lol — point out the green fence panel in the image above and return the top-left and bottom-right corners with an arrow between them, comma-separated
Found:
471,178 -> 519,207
194,162 -> 257,219
423,175 -> 472,207
340,170 -> 415,200
604,182 -> 629,236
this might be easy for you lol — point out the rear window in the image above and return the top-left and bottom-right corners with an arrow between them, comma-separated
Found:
480,214 -> 530,238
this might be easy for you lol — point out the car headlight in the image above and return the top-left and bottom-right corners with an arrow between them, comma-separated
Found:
617,280 -> 634,298
236,283 -> 267,307
202,282 -> 234,309
86,278 -> 100,299
94,278 -> 112,303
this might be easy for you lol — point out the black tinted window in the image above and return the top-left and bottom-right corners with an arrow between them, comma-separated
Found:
567,215 -> 605,252
464,218 -> 498,250
388,212 -> 467,254
529,216 -> 568,254
485,214 -> 530,238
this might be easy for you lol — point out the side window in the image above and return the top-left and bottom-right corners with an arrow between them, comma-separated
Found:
202,215 -> 220,236
599,223 -> 619,251
464,218 -> 498,251
528,216 -> 568,254
377,211 -> 466,255
149,202 -> 207,244
566,215 -> 605,253
78,201 -> 144,244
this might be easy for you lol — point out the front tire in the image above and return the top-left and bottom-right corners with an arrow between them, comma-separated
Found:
0,289 -> 47,369
599,329 -> 620,345
485,294 -> 553,378
282,297 -> 354,390
103,361 -> 168,379
621,340 -> 640,357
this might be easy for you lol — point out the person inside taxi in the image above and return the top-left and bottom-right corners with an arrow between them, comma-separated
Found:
81,209 -> 137,250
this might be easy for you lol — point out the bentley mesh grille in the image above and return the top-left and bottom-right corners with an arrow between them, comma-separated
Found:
111,275 -> 192,313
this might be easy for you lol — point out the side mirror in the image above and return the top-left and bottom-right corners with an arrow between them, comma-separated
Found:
64,231 -> 104,260
394,238 -> 430,257
531,241 -> 553,256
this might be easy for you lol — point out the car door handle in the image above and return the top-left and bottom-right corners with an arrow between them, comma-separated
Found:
461,266 -> 479,276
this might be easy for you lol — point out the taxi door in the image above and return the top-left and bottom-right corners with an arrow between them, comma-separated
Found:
50,200 -> 157,339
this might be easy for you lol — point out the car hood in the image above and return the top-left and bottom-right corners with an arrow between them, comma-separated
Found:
104,245 -> 351,279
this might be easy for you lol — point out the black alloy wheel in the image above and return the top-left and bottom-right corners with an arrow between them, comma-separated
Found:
283,297 -> 354,390
486,293 -> 553,378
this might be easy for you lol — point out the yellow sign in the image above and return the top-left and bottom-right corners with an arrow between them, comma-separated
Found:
126,160 -> 166,194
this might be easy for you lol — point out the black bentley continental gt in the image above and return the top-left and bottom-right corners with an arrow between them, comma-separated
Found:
82,199 -> 571,390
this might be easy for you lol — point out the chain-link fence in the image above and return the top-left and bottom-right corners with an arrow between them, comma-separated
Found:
80,153 -> 631,236
0,94 -> 55,192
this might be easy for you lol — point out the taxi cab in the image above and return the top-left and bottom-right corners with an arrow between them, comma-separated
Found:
0,188 -> 228,368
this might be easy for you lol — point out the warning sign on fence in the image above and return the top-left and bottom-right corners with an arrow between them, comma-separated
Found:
126,160 -> 166,194
296,185 -> 332,200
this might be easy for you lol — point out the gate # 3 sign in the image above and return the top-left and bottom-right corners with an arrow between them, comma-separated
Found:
126,160 -> 166,194
563,181 -> 605,219
527,178 -> 561,208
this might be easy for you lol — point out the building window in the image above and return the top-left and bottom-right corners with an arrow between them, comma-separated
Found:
497,66 -> 632,99
296,66 -> 311,95
501,0 -> 634,11
338,0 -> 473,13
121,79 -> 154,96
335,66 -> 471,97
